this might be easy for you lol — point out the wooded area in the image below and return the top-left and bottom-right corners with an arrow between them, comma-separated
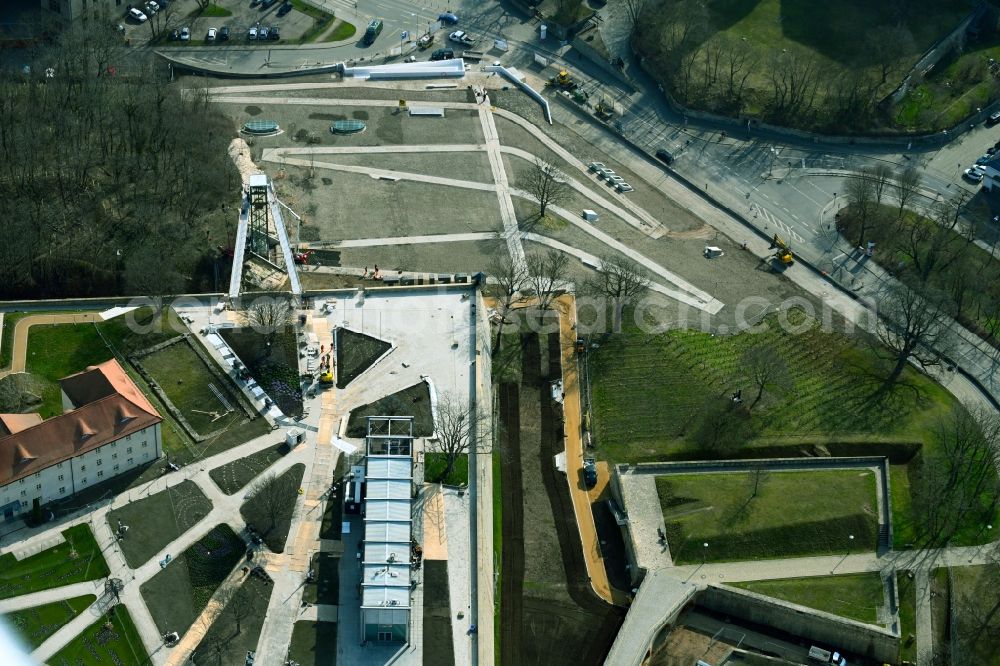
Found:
0,24 -> 240,299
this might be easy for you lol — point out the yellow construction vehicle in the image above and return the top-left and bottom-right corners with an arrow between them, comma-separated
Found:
319,370 -> 334,385
549,69 -> 578,91
769,233 -> 795,265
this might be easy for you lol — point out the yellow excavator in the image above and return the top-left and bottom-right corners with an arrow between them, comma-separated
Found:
769,233 -> 795,265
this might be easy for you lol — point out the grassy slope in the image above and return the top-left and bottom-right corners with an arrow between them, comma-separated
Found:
657,469 -> 879,563
731,573 -> 884,624
287,621 -> 338,666
589,309 -> 954,464
0,525 -> 109,600
335,328 -> 391,388
4,594 -> 96,650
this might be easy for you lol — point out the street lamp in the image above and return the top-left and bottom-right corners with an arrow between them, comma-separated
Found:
831,534 -> 854,574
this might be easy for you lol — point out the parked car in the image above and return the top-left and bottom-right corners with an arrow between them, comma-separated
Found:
449,30 -> 474,45
277,2 -> 293,16
430,48 -> 454,61
268,26 -> 280,40
145,1 -> 159,15
207,27 -> 217,41
988,110 -> 1000,126
438,12 -> 459,24
156,0 -> 168,7
180,26 -> 190,41
976,153 -> 992,165
655,148 -> 674,164
169,28 -> 180,40
964,166 -> 985,183
248,25 -> 258,40
250,0 -> 262,6
583,457 -> 598,488
128,7 -> 148,21
219,25 -> 230,40
261,0 -> 278,8
259,26 -> 269,39
362,18 -> 383,45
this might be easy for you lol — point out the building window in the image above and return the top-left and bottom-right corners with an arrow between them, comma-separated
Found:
81,465 -> 86,471
57,462 -> 63,468
34,472 -> 40,478
142,442 -> 148,447
48,0 -> 59,13
20,490 -> 26,497
125,434 -> 132,441
81,477 -> 87,484
18,479 -> 24,485
96,459 -> 102,466
35,484 -> 41,490
58,474 -> 64,481
113,464 -> 120,471
143,453 -> 149,460
127,447 -> 132,454
112,453 -> 117,460
59,487 -> 66,494
97,471 -> 104,478
127,458 -> 133,465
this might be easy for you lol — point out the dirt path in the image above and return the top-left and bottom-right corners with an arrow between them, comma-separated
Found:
0,312 -> 101,378
498,381 -> 524,665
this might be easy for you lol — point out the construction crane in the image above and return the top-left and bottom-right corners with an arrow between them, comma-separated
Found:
769,233 -> 795,265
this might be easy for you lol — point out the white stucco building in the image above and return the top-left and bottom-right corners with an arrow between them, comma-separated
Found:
0,359 -> 162,521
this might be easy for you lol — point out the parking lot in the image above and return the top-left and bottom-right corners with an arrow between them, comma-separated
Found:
122,0 -> 324,45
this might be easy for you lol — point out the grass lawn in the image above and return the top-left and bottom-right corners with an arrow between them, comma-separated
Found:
0,525 -> 109,600
287,621 -> 337,666
589,308 -> 955,465
656,469 -> 879,563
49,604 -> 146,666
731,573 -> 884,624
345,382 -> 433,437
325,20 -> 357,41
931,568 -> 950,658
139,341 -> 244,436
632,0 -> 970,131
190,577 -> 272,666
209,444 -> 289,495
219,327 -> 302,418
240,463 -> 305,553
950,564 -> 1000,665
4,594 -> 96,650
140,524 -> 244,637
424,452 -> 468,485
106,480 -> 213,568
197,4 -> 232,17
334,328 -> 391,388
302,552 -> 339,605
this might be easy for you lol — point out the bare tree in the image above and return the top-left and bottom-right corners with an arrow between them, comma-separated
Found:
767,50 -> 820,121
526,249 -> 570,314
739,344 -> 789,411
585,253 -> 650,333
621,0 -> 649,34
892,166 -> 922,221
844,171 -> 877,248
865,25 -> 916,87
899,192 -> 975,283
244,472 -> 299,540
0,374 -> 44,414
873,281 -> 954,388
691,395 -> 751,453
428,392 -> 489,483
239,291 -> 294,348
519,158 -> 571,219
487,252 -> 528,356
906,405 -> 1000,568
868,164 -> 894,207
220,585 -> 254,636
722,37 -> 757,112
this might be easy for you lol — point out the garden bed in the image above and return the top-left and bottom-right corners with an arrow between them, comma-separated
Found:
0,525 -> 109,600
334,327 -> 391,388
49,604 -> 146,666
209,443 -> 290,495
239,463 -> 305,553
345,382 -> 433,437
6,594 -> 96,650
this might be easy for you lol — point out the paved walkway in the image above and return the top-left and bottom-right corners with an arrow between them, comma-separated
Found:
479,93 -> 528,274
0,312 -> 100,377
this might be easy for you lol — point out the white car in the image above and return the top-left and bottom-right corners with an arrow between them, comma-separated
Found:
145,1 -> 158,15
449,30 -> 472,44
964,165 -> 985,183
128,7 -> 148,22
207,28 -> 217,41
180,26 -> 190,41
248,26 -> 258,40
